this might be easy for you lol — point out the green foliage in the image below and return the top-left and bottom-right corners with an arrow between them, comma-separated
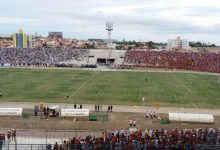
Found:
189,42 -> 216,47
116,40 -> 166,49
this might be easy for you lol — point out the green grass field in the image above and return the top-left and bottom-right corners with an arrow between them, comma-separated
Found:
0,68 -> 220,108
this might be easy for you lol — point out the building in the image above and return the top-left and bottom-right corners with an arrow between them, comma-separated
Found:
27,35 -> 32,48
48,32 -> 63,38
88,39 -> 117,49
88,39 -> 104,42
0,35 -> 13,48
12,29 -> 32,48
167,36 -> 189,50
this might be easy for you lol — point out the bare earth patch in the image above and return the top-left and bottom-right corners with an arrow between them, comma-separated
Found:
0,112 -> 219,131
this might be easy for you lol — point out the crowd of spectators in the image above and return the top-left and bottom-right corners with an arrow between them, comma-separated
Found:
124,50 -> 220,73
35,105 -> 60,119
46,128 -> 220,150
0,129 -> 16,149
146,111 -> 156,119
1,48 -> 220,73
0,48 -> 88,66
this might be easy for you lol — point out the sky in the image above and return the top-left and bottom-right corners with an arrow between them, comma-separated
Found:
0,0 -> 220,44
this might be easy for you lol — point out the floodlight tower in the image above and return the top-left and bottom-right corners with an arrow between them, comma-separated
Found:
106,22 -> 113,49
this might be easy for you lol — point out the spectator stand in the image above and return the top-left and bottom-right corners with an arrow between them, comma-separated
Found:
5,127 -> 218,150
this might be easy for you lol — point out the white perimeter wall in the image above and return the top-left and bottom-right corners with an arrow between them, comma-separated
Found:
60,49 -> 127,66
87,49 -> 126,65
169,112 -> 214,123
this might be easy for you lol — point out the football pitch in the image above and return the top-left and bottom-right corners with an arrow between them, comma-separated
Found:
0,68 -> 220,108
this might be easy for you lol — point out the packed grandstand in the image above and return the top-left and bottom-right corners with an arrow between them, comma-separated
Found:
45,128 -> 220,149
124,50 -> 220,73
1,128 -> 220,149
0,48 -> 88,66
0,48 -> 220,73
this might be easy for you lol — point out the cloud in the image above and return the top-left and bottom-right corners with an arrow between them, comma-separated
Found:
0,18 -> 40,25
0,0 -> 220,44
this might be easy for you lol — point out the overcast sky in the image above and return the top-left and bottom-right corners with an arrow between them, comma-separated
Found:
0,0 -> 220,44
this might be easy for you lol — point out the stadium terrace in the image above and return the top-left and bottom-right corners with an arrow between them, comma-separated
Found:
1,128 -> 220,149
0,48 -> 220,73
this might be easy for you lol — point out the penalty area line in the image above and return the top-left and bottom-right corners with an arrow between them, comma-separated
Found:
173,77 -> 192,93
173,76 -> 198,109
69,72 -> 98,99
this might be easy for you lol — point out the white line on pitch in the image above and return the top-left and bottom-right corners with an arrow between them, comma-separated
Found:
69,72 -> 98,98
173,76 -> 198,109
173,77 -> 192,93
209,89 -> 217,95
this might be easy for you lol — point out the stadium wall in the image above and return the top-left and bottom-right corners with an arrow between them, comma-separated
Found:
87,49 -> 126,65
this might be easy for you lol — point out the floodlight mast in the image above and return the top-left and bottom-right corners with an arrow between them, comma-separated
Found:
106,22 -> 113,49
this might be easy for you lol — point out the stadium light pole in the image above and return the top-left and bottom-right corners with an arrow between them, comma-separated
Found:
106,22 -> 113,49
106,22 -> 113,66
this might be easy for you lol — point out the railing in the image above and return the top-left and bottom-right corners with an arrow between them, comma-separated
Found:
1,129 -> 220,150
1,143 -> 220,150
2,143 -> 45,150
0,128 -> 102,149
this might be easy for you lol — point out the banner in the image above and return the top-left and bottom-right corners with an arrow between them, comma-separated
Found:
169,112 -> 214,123
0,108 -> 23,116
61,109 -> 89,117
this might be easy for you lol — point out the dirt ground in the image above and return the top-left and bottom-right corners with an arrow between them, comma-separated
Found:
0,111 -> 219,131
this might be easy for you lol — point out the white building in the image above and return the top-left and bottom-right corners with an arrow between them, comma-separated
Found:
167,36 -> 189,50
27,35 -> 32,48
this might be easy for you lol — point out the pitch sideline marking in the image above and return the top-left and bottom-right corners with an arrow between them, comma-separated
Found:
209,90 -> 220,102
209,89 -> 217,95
69,72 -> 98,98
173,76 -> 198,109
173,77 -> 192,93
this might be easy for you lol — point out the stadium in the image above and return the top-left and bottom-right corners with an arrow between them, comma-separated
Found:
0,47 -> 220,149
